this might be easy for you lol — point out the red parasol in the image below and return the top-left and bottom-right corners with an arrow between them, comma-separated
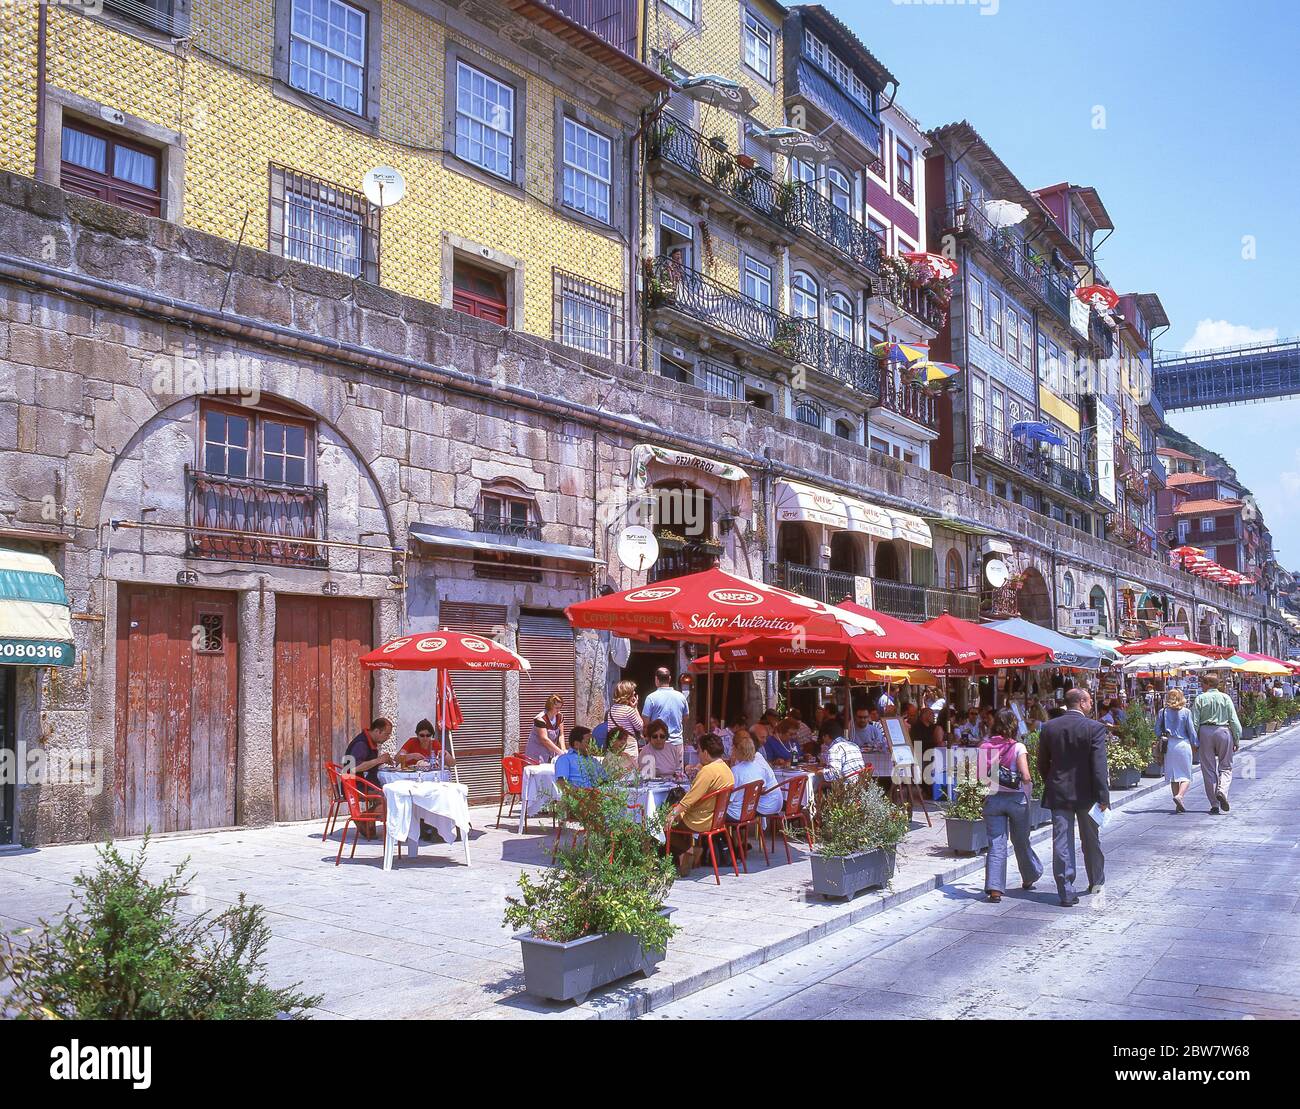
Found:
360,631 -> 531,671
921,613 -> 1053,669
1115,635 -> 1233,658
901,251 -> 959,281
564,568 -> 884,643
436,668 -> 463,731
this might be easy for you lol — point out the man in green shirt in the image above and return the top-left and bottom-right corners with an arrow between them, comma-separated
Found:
1190,674 -> 1242,814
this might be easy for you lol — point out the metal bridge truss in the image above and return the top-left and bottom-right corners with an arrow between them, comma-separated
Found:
1154,337 -> 1300,411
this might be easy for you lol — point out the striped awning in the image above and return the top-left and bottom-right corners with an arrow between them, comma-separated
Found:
774,480 -> 932,548
0,548 -> 75,667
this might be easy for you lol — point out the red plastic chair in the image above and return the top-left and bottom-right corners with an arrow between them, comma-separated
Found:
726,780 -> 768,870
323,761 -> 346,841
335,775 -> 395,866
765,773 -> 814,864
497,756 -> 527,828
671,786 -> 739,885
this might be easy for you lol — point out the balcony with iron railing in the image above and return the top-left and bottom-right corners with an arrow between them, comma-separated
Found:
787,183 -> 884,275
938,203 -> 1074,323
972,423 -> 1096,503
874,269 -> 949,331
876,369 -> 939,430
870,578 -> 980,622
1106,512 -> 1155,556
186,465 -> 328,568
646,258 -> 880,399
1090,312 -> 1115,358
1185,525 -> 1241,545
768,562 -> 856,606
472,513 -> 543,541
648,118 -> 791,235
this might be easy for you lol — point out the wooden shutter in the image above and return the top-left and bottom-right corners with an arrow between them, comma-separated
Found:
439,602 -> 508,802
516,611 -> 578,752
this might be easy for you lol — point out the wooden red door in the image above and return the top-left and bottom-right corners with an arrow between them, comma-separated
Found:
115,585 -> 239,836
272,595 -> 373,821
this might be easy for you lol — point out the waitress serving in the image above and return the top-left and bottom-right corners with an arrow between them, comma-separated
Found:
525,694 -> 566,761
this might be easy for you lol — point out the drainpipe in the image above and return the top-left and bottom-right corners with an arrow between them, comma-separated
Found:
35,5 -> 48,182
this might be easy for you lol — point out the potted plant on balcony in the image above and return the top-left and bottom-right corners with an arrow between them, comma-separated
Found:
1107,739 -> 1144,790
775,180 -> 797,219
944,778 -> 989,855
735,152 -> 756,170
809,778 -> 910,900
654,529 -> 687,551
505,776 -> 677,1004
772,318 -> 802,360
707,134 -> 730,153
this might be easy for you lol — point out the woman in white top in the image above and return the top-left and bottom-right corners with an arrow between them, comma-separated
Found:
726,729 -> 783,821
978,708 -> 1043,903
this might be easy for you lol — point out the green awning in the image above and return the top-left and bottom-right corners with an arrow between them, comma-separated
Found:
0,548 -> 75,667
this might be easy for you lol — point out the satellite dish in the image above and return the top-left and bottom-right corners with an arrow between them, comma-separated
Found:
985,558 -> 1009,588
362,167 -> 406,207
617,526 -> 659,572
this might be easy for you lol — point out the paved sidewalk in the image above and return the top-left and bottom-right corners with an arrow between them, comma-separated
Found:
1,728 -> 1293,1019
646,728 -> 1300,1020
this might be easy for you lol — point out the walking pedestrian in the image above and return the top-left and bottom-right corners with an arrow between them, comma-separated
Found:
1190,673 -> 1242,814
1037,688 -> 1109,906
1156,688 -> 1197,813
979,708 -> 1043,903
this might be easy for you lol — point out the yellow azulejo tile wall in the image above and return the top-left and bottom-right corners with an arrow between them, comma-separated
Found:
5,4 -> 633,343
644,0 -> 787,297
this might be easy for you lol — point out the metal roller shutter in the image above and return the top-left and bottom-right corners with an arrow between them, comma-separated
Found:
439,602 -> 508,803
517,611 -> 578,753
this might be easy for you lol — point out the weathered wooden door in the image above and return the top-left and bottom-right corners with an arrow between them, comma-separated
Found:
115,585 -> 239,836
272,595 -> 372,821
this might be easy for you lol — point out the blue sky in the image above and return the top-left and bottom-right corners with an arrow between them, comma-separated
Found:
838,0 -> 1300,563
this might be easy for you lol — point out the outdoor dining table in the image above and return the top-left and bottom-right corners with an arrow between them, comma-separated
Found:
620,778 -> 678,825
518,762 -> 560,833
775,766 -> 821,815
379,772 -> 471,870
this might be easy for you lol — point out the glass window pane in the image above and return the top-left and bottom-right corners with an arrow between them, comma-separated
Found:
62,128 -> 108,172
265,421 -> 284,453
227,415 -> 249,448
227,446 -> 248,479
264,455 -> 284,483
112,144 -> 157,189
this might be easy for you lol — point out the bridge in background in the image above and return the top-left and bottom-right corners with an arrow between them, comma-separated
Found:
1154,337 -> 1300,411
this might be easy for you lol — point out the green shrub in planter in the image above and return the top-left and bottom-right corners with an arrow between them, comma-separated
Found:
0,837 -> 321,1019
1108,739 -> 1145,789
504,773 -> 678,1000
810,778 -> 910,898
944,779 -> 989,854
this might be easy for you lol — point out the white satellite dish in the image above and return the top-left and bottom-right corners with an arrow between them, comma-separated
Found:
984,558 -> 1009,588
617,526 -> 659,572
362,166 -> 406,207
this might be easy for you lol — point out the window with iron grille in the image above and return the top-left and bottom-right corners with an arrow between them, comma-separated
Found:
103,0 -> 192,37
794,398 -> 823,428
288,0 -> 368,116
697,360 -> 744,400
269,164 -> 378,282
554,269 -> 621,359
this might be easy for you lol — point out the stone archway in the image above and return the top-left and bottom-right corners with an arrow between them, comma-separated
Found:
1089,586 -> 1109,634
874,540 -> 902,582
1249,627 -> 1259,653
1018,567 -> 1052,627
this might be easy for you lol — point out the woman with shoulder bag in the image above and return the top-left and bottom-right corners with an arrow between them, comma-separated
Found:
1158,688 -> 1197,814
979,708 -> 1044,903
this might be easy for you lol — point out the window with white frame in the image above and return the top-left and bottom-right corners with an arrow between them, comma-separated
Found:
969,276 -> 984,334
662,0 -> 693,19
804,28 -> 874,111
271,163 -> 377,281
1020,319 -> 1033,368
561,117 -> 611,222
791,157 -> 817,186
289,0 -> 368,116
970,374 -> 986,446
827,166 -> 852,214
743,256 -> 773,306
742,9 -> 772,81
989,291 -> 1003,347
791,270 -> 819,319
827,291 -> 853,340
555,269 -> 620,358
455,60 -> 515,180
1006,307 -> 1019,362
895,142 -> 914,200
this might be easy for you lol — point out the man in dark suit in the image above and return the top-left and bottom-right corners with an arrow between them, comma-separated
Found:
1037,688 -> 1109,906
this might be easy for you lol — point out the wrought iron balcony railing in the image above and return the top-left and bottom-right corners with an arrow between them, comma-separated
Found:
972,424 -> 1096,502
870,578 -> 979,622
875,270 -> 949,331
472,513 -> 543,541
939,203 -> 1074,323
647,258 -> 880,399
787,183 -> 883,274
648,118 -> 789,229
186,466 -> 328,568
768,562 -> 857,606
877,370 -> 939,430
1090,312 -> 1115,358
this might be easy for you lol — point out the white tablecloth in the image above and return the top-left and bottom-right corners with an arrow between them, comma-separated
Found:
378,768 -> 453,786
518,763 -> 560,833
622,780 -> 678,825
775,768 -> 820,816
382,780 -> 471,870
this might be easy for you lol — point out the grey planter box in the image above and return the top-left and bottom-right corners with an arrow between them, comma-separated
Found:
809,847 -> 896,900
1142,761 -> 1162,778
516,909 -> 674,1004
1028,798 -> 1052,828
1111,767 -> 1141,790
945,817 -> 989,855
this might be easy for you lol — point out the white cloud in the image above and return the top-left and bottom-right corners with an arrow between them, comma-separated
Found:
1181,319 -> 1278,353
